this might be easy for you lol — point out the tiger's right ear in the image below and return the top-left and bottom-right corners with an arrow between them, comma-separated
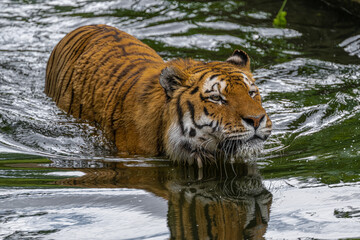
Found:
160,66 -> 186,98
226,49 -> 251,71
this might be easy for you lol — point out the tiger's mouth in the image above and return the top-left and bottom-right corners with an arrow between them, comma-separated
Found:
224,133 -> 268,142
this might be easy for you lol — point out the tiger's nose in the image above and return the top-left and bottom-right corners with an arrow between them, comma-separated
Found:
242,114 -> 265,130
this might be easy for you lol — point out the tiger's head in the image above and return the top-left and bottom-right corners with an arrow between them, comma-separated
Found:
160,50 -> 272,166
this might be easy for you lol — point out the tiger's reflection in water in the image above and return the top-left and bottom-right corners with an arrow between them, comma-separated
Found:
54,159 -> 272,240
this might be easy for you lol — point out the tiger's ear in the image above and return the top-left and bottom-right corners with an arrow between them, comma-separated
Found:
226,49 -> 251,71
160,66 -> 186,98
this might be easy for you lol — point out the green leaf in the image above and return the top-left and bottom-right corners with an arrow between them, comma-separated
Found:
273,0 -> 288,28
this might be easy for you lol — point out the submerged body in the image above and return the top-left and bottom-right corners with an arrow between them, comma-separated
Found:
45,24 -> 272,165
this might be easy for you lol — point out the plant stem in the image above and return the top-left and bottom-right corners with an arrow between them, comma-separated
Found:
277,0 -> 287,16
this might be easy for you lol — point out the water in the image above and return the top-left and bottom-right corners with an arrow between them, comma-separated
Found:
0,0 -> 360,239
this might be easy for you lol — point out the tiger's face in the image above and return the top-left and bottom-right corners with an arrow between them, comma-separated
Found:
160,50 -> 272,166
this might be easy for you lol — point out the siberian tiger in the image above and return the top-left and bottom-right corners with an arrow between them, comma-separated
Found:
45,24 -> 272,166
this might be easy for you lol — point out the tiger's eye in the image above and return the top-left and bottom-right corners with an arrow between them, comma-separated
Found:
210,95 -> 221,101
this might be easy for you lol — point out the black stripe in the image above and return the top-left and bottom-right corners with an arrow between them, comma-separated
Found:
190,86 -> 199,95
186,101 -> 212,130
189,197 -> 199,238
204,82 -> 218,93
209,74 -> 220,81
204,205 -> 214,239
121,52 -> 159,59
237,80 -> 248,89
78,104 -> 83,118
200,93 -> 208,101
139,74 -> 161,101
104,58 -> 152,90
192,69 -> 207,75
92,32 -> 123,43
109,67 -> 148,129
68,88 -> 74,114
119,42 -> 156,53
60,67 -> 75,99
198,70 -> 210,82
203,107 -> 209,116
106,63 -> 125,85
54,30 -> 95,97
190,66 -> 206,72
96,46 -> 125,64
187,100 -> 196,124
177,90 -> 186,135
156,111 -> 164,154
212,121 -> 219,133
104,63 -> 140,110
139,88 -> 156,101
120,68 -> 147,112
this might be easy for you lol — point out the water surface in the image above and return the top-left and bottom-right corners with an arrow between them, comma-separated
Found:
0,0 -> 360,239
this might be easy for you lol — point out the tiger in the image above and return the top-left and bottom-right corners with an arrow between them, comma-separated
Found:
45,24 -> 272,167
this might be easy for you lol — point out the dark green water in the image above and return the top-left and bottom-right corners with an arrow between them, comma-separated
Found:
0,0 -> 359,239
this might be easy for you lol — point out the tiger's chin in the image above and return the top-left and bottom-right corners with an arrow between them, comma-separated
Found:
217,137 -> 264,163
168,137 -> 264,168
230,138 -> 264,161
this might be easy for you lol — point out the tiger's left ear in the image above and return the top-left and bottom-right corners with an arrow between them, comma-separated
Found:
226,49 -> 251,71
160,66 -> 187,98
